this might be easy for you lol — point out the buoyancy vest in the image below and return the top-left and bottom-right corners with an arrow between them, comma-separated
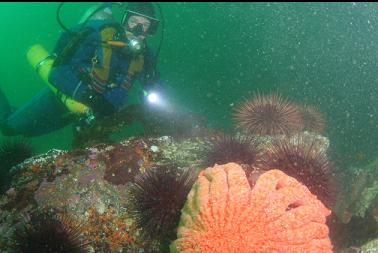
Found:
49,20 -> 146,114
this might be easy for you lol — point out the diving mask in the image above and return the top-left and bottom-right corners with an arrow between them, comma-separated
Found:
122,10 -> 160,36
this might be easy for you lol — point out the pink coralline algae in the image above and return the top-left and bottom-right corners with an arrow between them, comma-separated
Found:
170,162 -> 333,253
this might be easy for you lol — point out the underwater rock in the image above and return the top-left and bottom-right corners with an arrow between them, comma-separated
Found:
331,157 -> 378,251
0,136 -> 208,252
334,157 -> 378,221
0,133 -> 335,252
102,142 -> 150,185
360,237 -> 378,253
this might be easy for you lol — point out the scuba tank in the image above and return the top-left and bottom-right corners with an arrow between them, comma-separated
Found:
26,44 -> 91,116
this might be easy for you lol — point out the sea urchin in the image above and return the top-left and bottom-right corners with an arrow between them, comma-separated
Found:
233,93 -> 303,136
0,138 -> 34,193
259,134 -> 336,208
127,166 -> 197,246
204,134 -> 262,167
0,138 -> 34,171
14,212 -> 89,253
298,105 -> 326,134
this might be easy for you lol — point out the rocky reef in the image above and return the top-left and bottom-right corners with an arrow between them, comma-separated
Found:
332,157 -> 378,252
0,130 -> 376,252
0,135 -> 209,252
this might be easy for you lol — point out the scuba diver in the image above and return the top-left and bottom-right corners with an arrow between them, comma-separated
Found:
0,2 -> 163,147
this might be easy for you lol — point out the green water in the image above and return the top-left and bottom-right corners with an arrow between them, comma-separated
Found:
0,2 -> 377,168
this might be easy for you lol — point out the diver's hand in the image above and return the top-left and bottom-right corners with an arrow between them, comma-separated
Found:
74,110 -> 96,136
84,109 -> 96,126
78,109 -> 96,128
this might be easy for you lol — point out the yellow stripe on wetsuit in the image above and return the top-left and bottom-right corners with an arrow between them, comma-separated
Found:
92,27 -> 115,82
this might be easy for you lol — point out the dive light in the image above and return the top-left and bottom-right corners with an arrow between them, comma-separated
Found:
128,38 -> 143,53
143,90 -> 159,104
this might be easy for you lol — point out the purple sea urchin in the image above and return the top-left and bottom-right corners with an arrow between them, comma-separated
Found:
299,105 -> 326,134
127,166 -> 197,246
0,138 -> 34,193
205,134 -> 262,167
14,212 -> 89,253
0,138 -> 34,170
259,134 -> 336,208
233,93 -> 303,135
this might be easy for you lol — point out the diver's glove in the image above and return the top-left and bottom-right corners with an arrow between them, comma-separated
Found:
84,109 -> 96,125
78,109 -> 96,128
74,109 -> 96,137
